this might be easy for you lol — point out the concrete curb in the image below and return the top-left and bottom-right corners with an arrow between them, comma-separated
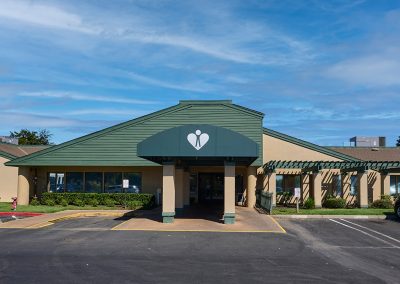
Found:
272,215 -> 393,220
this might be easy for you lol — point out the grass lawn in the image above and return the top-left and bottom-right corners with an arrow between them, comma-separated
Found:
272,207 -> 394,216
0,202 -> 127,213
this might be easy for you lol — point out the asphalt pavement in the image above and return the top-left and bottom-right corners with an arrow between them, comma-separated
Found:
0,217 -> 399,283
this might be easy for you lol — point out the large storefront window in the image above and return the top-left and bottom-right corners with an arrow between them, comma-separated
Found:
85,172 -> 103,193
66,172 -> 84,192
390,176 -> 400,195
104,172 -> 123,193
48,172 -> 65,192
350,176 -> 357,196
123,173 -> 142,193
276,175 -> 301,195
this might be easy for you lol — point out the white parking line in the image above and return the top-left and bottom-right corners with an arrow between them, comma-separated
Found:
339,219 -> 400,244
328,219 -> 400,248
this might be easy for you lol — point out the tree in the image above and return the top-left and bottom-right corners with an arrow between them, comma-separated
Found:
10,129 -> 52,145
397,136 -> 400,147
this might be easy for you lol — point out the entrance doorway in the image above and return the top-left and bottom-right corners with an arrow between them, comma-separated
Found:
198,173 -> 224,204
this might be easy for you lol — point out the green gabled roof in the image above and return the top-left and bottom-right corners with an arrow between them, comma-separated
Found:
263,128 -> 359,162
0,151 -> 17,160
7,101 -> 264,167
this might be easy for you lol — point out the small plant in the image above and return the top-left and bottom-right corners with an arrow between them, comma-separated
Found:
371,195 -> 393,209
89,199 -> 99,207
303,197 -> 315,209
30,197 -> 40,206
60,199 -> 68,207
323,197 -> 346,208
127,201 -> 142,210
104,198 -> 115,207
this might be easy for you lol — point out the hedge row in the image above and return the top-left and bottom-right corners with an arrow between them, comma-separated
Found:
39,192 -> 155,209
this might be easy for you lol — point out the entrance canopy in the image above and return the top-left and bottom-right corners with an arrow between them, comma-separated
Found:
137,124 -> 259,166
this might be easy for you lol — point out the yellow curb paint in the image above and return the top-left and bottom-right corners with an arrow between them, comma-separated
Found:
268,216 -> 287,233
110,219 -> 132,231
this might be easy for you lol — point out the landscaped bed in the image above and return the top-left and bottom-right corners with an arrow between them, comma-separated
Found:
0,202 -> 131,213
272,207 -> 393,216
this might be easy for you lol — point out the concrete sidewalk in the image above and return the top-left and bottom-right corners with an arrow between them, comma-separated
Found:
0,210 -> 132,229
112,206 -> 286,233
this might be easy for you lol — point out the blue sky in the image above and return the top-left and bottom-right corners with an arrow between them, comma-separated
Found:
0,0 -> 399,146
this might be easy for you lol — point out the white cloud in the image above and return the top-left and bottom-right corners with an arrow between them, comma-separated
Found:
18,91 -> 158,105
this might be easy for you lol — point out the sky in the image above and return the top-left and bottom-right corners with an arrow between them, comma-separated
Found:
0,0 -> 399,146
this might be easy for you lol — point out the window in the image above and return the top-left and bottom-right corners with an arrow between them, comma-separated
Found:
390,176 -> 400,195
276,175 -> 301,195
85,172 -> 103,193
332,175 -> 342,197
123,172 -> 142,193
104,172 -> 122,193
66,172 -> 84,192
48,172 -> 65,192
350,175 -> 357,196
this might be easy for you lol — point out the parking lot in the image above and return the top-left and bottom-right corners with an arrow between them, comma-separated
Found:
0,217 -> 399,283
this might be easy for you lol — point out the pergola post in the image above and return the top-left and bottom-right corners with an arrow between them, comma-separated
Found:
312,171 -> 322,208
162,162 -> 175,223
358,171 -> 368,208
224,161 -> 236,224
17,167 -> 30,205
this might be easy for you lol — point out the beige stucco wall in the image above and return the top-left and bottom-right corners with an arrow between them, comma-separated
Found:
0,157 -> 19,202
263,134 -> 342,163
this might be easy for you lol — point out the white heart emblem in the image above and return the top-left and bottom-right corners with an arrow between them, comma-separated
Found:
187,129 -> 209,150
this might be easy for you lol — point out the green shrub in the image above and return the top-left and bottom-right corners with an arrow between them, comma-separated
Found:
323,197 -> 346,208
371,195 -> 393,209
73,199 -> 85,207
39,192 -> 155,209
303,198 -> 315,209
104,198 -> 116,207
44,199 -> 56,206
30,198 -> 40,206
126,200 -> 142,210
60,199 -> 68,207
89,199 -> 99,207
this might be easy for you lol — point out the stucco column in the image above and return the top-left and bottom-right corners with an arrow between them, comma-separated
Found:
358,171 -> 368,208
341,172 -> 351,203
183,170 -> 190,207
162,163 -> 175,223
247,166 -> 257,208
17,167 -> 30,205
381,173 -> 390,196
312,171 -> 322,208
224,161 -> 235,224
265,172 -> 276,206
175,167 -> 184,211
301,174 -> 310,203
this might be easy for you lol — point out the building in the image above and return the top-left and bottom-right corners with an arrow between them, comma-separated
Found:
349,136 -> 386,147
5,100 -> 400,223
0,143 -> 50,202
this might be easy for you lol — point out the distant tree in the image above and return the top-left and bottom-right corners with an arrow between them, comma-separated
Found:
10,129 -> 52,145
397,136 -> 400,147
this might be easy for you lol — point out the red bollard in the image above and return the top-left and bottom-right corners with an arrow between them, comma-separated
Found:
11,197 -> 17,211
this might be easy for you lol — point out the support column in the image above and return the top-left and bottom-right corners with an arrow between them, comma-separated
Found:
175,167 -> 184,212
265,172 -> 276,207
162,163 -> 175,223
301,174 -> 310,203
247,166 -> 257,208
183,170 -> 190,207
224,161 -> 235,224
312,171 -> 322,208
358,171 -> 368,208
381,173 -> 390,196
17,167 -> 30,205
341,172 -> 351,203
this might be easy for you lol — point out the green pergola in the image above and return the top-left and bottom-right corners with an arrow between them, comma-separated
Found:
263,160 -> 400,174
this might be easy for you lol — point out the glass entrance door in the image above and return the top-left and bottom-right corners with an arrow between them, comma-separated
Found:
198,173 -> 224,203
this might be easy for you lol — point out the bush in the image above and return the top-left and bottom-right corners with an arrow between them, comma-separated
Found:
126,200 -> 142,210
104,198 -> 115,207
89,199 -> 99,207
60,199 -> 68,207
323,197 -> 346,208
39,192 -> 155,209
30,198 -> 40,206
371,195 -> 393,209
72,199 -> 85,207
44,199 -> 56,206
303,198 -> 315,209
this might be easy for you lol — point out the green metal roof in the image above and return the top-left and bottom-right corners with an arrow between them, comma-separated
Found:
263,128 -> 358,161
0,151 -> 17,160
7,101 -> 264,167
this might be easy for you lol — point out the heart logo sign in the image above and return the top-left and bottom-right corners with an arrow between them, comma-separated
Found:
187,130 -> 209,150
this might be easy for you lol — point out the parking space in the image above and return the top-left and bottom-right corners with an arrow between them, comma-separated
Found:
50,216 -> 128,231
